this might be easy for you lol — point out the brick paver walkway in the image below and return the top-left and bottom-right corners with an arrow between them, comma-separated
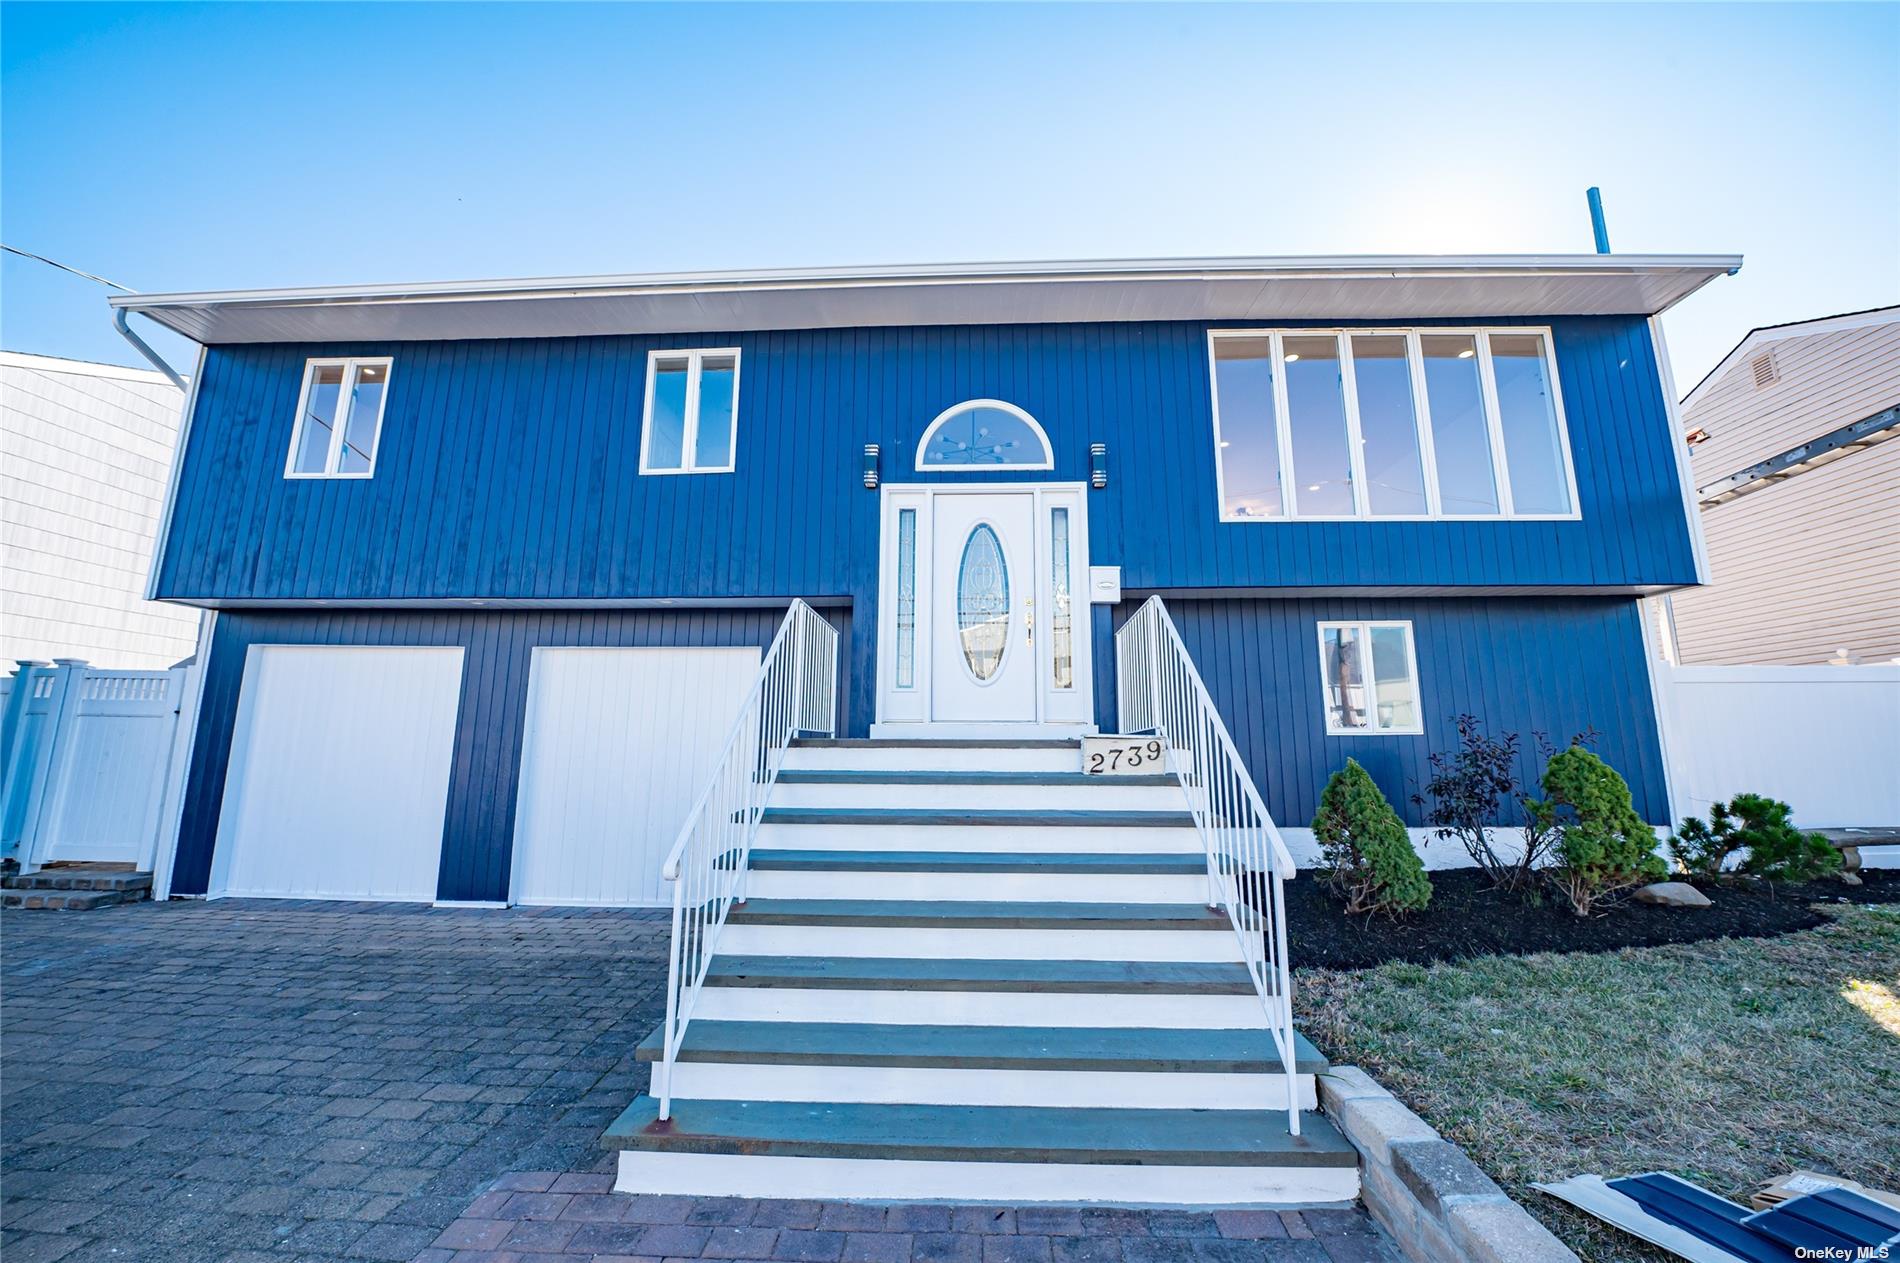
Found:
419,1183 -> 1396,1262
1,901 -> 1392,1263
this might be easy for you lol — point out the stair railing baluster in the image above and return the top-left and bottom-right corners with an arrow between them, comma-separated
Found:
1114,596 -> 1302,1137
654,600 -> 838,1123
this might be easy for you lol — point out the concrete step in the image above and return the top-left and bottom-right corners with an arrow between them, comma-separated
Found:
744,849 -> 1210,903
771,777 -> 1189,810
640,1019 -> 1324,1073
3,870 -> 152,894
728,899 -> 1227,930
785,740 -> 1082,774
605,1098 -> 1360,1204
753,820 -> 1201,854
0,887 -> 145,911
707,955 -> 1258,993
639,1021 -> 1319,1111
694,955 -> 1267,1027
718,900 -> 1240,963
759,807 -> 1196,828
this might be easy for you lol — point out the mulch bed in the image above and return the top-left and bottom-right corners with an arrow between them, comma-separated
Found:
1288,866 -> 1900,971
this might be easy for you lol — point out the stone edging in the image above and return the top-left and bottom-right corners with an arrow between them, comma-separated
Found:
1320,1065 -> 1579,1263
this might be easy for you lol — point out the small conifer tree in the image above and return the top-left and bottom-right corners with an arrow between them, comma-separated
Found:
1312,760 -> 1431,915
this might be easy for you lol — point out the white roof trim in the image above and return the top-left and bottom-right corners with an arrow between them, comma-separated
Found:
110,254 -> 1743,347
0,349 -> 180,386
1683,303 -> 1900,412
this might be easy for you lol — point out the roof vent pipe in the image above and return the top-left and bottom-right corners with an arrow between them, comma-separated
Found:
1586,187 -> 1612,255
112,308 -> 189,392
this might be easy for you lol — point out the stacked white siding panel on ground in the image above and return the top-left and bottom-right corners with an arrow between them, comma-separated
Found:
209,646 -> 464,900
1656,662 -> 1900,828
510,646 -> 760,906
0,353 -> 200,669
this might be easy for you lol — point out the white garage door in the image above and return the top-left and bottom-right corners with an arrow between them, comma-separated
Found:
511,646 -> 760,906
210,646 -> 464,901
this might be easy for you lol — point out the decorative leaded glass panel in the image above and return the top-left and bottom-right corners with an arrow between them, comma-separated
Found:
956,524 -> 1009,681
895,509 -> 916,688
1050,508 -> 1073,690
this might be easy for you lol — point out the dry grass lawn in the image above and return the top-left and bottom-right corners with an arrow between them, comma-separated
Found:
1296,904 -> 1900,1263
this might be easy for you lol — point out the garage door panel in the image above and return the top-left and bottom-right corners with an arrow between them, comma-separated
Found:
211,646 -> 463,901
511,647 -> 759,906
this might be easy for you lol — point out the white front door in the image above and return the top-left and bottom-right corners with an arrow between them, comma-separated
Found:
877,484 -> 1093,731
930,492 -> 1038,722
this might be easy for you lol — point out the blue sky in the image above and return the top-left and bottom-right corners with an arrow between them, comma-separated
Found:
3,2 -> 1895,387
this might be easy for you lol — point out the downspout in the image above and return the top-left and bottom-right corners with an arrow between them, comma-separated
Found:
113,308 -> 190,391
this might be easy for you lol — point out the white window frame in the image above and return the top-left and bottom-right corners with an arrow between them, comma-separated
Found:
639,347 -> 742,475
284,356 -> 393,480
915,399 -> 1055,471
1209,327 -> 1580,523
1315,619 -> 1424,736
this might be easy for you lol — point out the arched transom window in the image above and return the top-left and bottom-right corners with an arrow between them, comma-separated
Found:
916,399 -> 1053,470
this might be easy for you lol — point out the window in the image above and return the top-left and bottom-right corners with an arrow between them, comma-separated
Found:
1283,336 -> 1355,516
895,508 -> 917,688
1210,337 -> 1283,518
1050,507 -> 1073,690
1317,621 -> 1421,735
641,348 -> 740,474
917,400 -> 1053,470
1489,333 -> 1573,515
1209,328 -> 1577,520
286,357 -> 391,478
1350,335 -> 1428,516
1420,334 -> 1500,515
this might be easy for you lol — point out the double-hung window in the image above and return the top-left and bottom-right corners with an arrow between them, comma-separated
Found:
1316,621 -> 1422,735
286,357 -> 392,478
1210,329 -> 1577,521
641,348 -> 741,474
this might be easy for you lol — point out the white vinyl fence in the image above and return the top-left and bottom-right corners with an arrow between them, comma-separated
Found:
0,658 -> 199,883
1654,662 -> 1900,829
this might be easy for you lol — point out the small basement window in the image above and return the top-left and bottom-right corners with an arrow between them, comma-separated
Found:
286,357 -> 392,478
642,348 -> 741,474
1316,620 -> 1422,735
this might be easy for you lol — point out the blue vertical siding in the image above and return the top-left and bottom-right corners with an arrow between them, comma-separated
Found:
158,317 -> 1695,606
173,605 -> 851,901
1104,595 -> 1668,828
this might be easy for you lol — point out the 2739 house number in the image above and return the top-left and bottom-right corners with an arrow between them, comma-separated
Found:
1082,736 -> 1165,775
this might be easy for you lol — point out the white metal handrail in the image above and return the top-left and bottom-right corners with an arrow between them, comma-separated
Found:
1116,596 -> 1302,1134
654,599 -> 838,1119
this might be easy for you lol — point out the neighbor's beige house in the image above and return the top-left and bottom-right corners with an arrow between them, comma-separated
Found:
1668,306 -> 1900,666
0,351 -> 201,669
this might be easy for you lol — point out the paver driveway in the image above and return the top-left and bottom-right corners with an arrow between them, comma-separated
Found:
2,901 -> 1391,1263
3,900 -> 666,1262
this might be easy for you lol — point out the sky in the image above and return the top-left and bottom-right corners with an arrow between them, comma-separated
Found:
3,2 -> 1896,390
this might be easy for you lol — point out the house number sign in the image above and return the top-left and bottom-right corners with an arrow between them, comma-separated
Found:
1082,735 -> 1165,776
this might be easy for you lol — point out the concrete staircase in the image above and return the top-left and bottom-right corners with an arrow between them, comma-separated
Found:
1,864 -> 152,911
604,737 -> 1357,1206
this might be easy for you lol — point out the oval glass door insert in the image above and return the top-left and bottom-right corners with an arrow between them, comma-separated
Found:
956,524 -> 1010,681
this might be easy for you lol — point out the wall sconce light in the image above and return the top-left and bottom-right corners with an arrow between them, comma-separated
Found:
863,444 -> 880,489
1090,443 -> 1108,490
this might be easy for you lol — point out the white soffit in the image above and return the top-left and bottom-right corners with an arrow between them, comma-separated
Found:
110,254 -> 1743,345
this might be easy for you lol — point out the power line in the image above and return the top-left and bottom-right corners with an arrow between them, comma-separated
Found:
1,244 -> 137,293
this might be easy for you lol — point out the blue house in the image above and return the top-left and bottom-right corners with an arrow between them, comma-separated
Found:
114,255 -> 1735,1202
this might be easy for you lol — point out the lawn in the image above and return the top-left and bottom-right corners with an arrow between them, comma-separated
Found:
1295,903 -> 1900,1263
